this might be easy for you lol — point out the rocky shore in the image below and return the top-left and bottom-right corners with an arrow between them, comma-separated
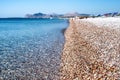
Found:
60,18 -> 120,80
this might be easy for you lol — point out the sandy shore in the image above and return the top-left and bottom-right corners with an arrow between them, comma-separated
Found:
60,18 -> 120,80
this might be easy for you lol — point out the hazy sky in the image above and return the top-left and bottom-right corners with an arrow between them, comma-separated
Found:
0,0 -> 120,17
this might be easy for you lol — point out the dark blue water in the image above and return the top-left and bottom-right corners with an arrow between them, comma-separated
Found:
0,18 -> 68,80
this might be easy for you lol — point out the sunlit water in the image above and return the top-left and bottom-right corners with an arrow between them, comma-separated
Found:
0,18 -> 68,80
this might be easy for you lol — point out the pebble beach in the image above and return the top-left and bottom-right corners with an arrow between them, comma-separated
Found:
60,17 -> 120,80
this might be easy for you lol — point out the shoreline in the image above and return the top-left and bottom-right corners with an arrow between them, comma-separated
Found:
60,18 -> 120,80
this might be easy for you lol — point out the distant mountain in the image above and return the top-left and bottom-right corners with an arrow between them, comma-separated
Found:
103,12 -> 119,17
25,12 -> 91,18
25,12 -> 63,18
63,12 -> 90,18
25,12 -> 120,19
26,13 -> 50,18
64,12 -> 80,17
33,13 -> 46,16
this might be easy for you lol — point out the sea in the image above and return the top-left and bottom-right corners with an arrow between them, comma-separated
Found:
0,18 -> 68,80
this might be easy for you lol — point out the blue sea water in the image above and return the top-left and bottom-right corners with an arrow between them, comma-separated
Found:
0,18 -> 68,79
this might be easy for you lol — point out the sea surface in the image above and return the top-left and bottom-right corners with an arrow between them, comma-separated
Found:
0,18 -> 68,80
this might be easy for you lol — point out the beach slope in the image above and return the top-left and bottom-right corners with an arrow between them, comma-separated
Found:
60,18 -> 120,80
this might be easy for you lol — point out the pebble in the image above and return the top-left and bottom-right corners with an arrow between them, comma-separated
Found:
60,18 -> 120,80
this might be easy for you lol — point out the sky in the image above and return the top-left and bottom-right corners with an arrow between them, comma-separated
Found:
0,0 -> 120,17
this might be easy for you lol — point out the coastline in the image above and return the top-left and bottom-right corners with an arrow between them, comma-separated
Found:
60,18 -> 120,80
